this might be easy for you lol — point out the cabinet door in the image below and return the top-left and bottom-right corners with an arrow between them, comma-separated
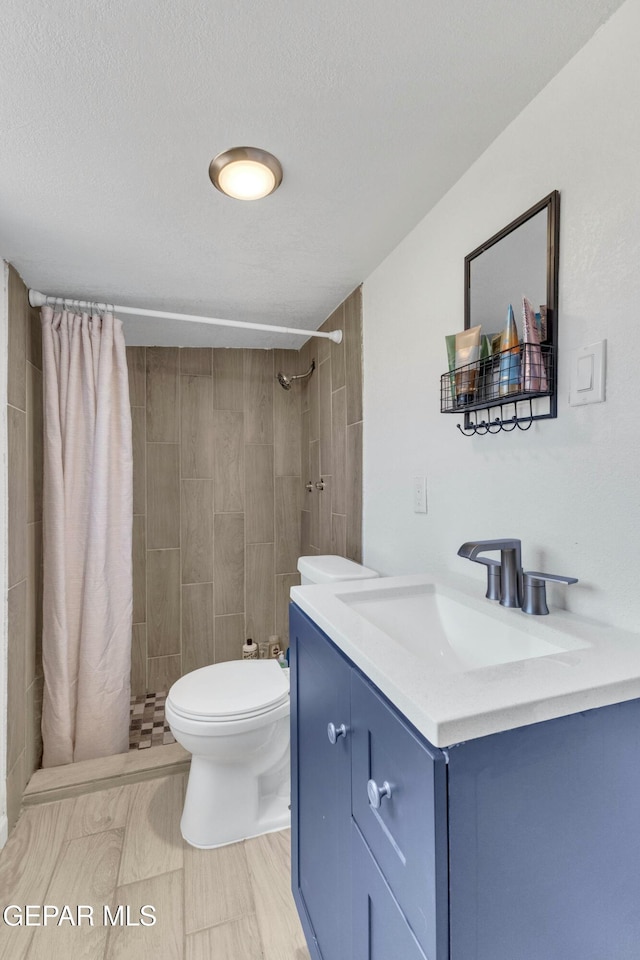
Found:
351,670 -> 448,960
290,604 -> 352,960
352,822 -> 429,960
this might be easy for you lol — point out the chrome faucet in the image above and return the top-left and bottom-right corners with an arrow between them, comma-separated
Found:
457,539 -> 523,608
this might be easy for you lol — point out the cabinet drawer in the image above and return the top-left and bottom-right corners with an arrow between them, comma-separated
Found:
351,671 -> 448,960
352,821 -> 429,960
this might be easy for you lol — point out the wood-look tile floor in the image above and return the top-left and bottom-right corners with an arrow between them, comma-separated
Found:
0,773 -> 311,960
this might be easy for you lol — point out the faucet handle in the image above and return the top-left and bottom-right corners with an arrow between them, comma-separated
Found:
524,571 -> 579,585
474,557 -> 502,601
522,571 -> 578,616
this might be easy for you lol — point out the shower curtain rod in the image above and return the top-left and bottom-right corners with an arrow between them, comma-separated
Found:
28,289 -> 343,344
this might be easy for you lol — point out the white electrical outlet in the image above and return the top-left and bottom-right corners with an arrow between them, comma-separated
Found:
413,477 -> 427,514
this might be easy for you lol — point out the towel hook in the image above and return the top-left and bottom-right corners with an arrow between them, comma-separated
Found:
456,420 -> 477,438
516,398 -> 535,430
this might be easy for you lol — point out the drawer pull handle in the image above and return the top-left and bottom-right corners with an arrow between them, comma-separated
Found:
327,722 -> 347,745
367,779 -> 392,809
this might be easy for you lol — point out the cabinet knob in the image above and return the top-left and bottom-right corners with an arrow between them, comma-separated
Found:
327,722 -> 347,745
367,779 -> 392,809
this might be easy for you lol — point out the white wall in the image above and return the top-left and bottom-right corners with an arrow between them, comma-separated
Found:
362,0 -> 640,632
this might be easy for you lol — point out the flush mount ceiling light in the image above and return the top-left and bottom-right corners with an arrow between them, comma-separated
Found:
209,146 -> 283,201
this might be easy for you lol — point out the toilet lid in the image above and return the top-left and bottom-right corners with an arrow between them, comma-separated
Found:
167,659 -> 289,721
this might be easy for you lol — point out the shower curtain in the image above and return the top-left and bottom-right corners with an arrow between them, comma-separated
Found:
40,306 -> 133,766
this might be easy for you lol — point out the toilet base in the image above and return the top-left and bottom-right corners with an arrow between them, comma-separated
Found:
181,800 -> 291,849
180,751 -> 290,849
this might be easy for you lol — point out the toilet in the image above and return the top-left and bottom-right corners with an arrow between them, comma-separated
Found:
166,554 -> 378,849
298,554 -> 379,586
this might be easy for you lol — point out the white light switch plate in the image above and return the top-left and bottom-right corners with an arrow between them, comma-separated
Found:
569,340 -> 606,406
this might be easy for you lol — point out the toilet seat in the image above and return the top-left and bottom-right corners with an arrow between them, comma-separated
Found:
166,659 -> 289,723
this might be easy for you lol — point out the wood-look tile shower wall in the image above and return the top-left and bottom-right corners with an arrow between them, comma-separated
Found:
5,266 -> 44,831
299,286 -> 363,562
127,286 -> 363,696
127,345 -> 303,695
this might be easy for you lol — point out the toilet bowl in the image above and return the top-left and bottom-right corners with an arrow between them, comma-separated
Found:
167,554 -> 378,849
166,659 -> 290,848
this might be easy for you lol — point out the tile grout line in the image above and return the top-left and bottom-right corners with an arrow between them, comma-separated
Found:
242,351 -> 249,654
143,347 -> 149,696
211,351 -> 216,665
186,908 -> 262,939
179,361 -> 184,684
182,841 -> 187,960
273,358 -> 278,651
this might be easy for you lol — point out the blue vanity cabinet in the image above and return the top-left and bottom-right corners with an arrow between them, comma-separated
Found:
290,604 -> 353,960
291,602 -> 640,960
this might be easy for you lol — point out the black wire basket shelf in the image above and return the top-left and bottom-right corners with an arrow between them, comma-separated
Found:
440,343 -> 556,435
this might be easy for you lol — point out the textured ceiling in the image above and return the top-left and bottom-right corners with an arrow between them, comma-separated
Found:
0,0 -> 623,347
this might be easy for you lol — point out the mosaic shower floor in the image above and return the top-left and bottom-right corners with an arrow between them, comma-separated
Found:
129,691 -> 176,750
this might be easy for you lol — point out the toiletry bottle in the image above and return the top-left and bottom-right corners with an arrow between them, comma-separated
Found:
445,333 -> 457,405
522,296 -> 547,392
242,638 -> 258,659
538,305 -> 548,341
277,652 -> 287,669
258,641 -> 269,659
268,635 -> 281,659
479,333 -> 492,401
534,311 -> 543,339
498,304 -> 521,397
489,332 -> 502,401
454,325 -> 482,407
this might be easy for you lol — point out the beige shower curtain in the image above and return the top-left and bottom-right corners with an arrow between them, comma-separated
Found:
41,306 -> 133,766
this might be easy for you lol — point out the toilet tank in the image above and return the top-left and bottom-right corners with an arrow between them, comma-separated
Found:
297,555 -> 379,585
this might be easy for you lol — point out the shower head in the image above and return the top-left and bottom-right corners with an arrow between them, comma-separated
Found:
276,360 -> 315,390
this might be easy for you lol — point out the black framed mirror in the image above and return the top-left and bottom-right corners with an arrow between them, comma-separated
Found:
463,190 -> 559,429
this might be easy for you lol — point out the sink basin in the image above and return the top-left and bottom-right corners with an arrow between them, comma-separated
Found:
339,583 -> 589,672
291,572 -> 640,745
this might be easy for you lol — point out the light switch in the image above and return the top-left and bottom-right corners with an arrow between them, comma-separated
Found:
576,353 -> 593,392
569,340 -> 606,406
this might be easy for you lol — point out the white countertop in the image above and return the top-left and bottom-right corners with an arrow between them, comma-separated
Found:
290,573 -> 640,748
